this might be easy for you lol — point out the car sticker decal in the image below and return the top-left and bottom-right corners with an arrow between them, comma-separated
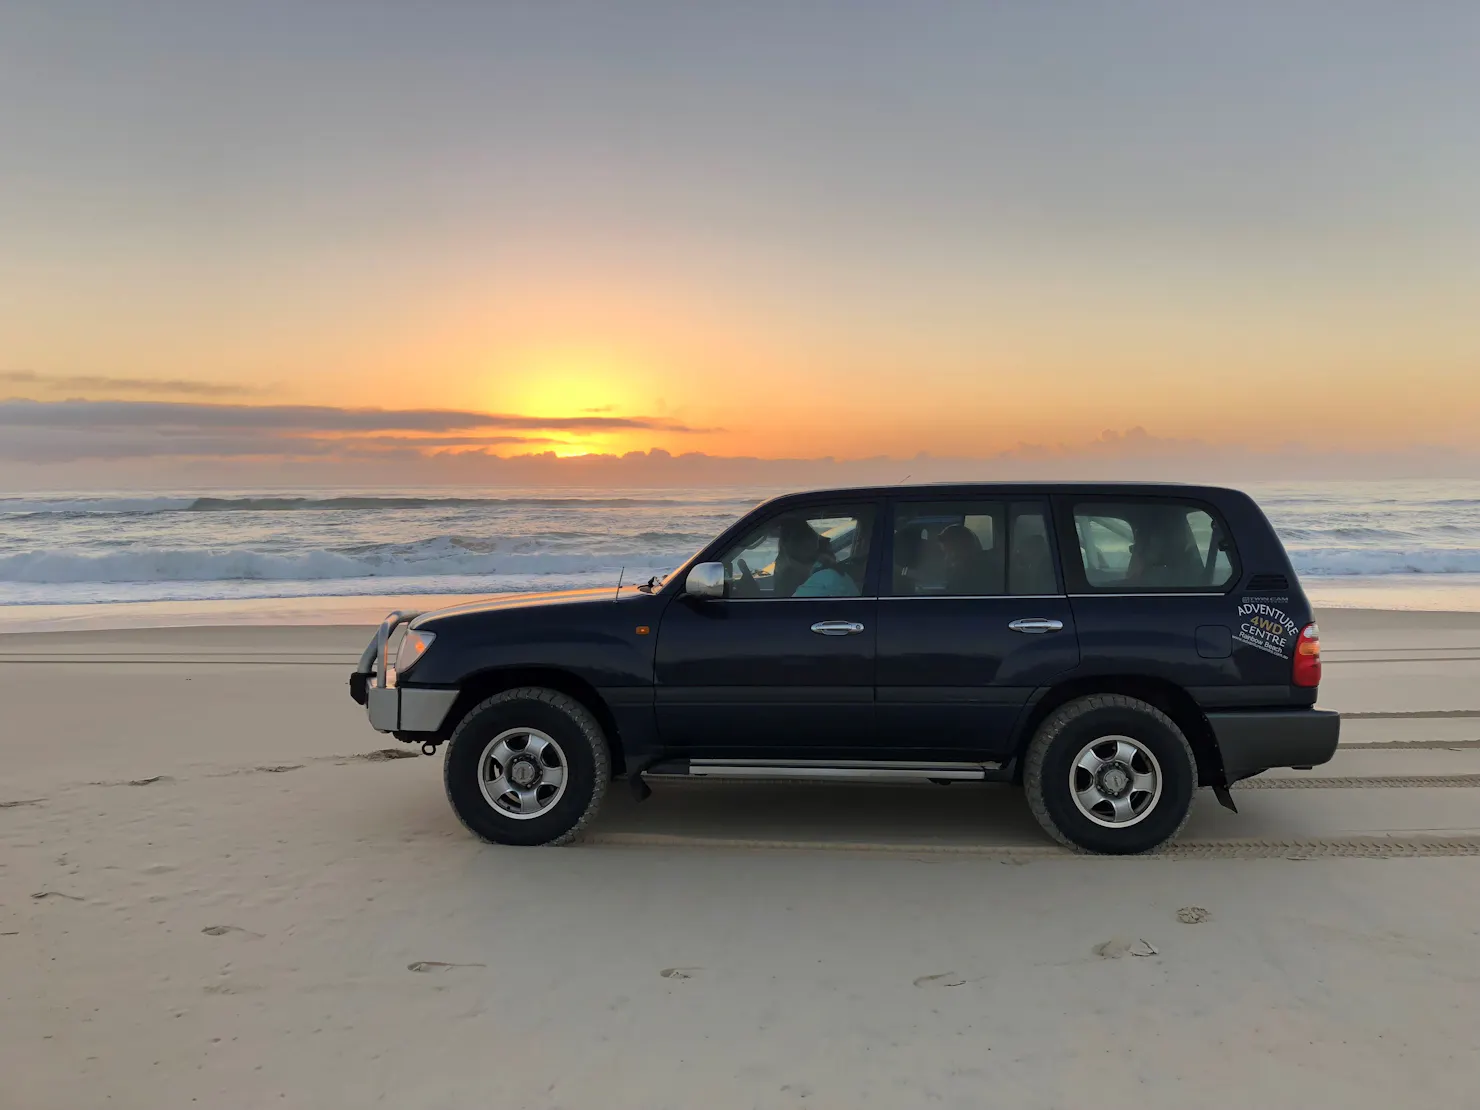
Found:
1235,595 -> 1299,659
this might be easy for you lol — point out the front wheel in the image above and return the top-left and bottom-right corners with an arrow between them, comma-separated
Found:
443,687 -> 610,846
1023,694 -> 1197,854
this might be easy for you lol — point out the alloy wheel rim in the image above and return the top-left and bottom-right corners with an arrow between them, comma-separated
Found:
1069,734 -> 1163,828
478,727 -> 570,820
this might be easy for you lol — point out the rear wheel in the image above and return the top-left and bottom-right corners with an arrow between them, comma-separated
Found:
1023,694 -> 1196,854
443,687 -> 610,846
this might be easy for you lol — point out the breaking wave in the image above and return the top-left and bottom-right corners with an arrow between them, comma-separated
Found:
0,541 -> 682,585
3,542 -> 1478,588
1287,548 -> 1480,577
2,481 -> 1476,607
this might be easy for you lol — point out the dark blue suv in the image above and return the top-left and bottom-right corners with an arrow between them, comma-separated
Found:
350,483 -> 1339,854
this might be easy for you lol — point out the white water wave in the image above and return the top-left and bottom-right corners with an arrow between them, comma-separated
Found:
1286,547 -> 1480,577
0,545 -> 682,585
2,480 -> 1477,606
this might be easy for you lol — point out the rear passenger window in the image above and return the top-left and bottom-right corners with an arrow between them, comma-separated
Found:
890,501 -> 1058,596
1072,501 -> 1236,591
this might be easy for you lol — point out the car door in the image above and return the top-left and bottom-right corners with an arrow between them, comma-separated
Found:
654,499 -> 882,756
874,497 -> 1080,758
1053,493 -> 1250,702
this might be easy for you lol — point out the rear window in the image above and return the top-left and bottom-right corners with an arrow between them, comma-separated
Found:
1072,500 -> 1235,591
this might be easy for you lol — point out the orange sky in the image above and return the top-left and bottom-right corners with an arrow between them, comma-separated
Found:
2,5 -> 1478,478
6,246 -> 1477,464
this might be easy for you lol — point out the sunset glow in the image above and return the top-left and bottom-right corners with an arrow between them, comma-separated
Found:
1,4 -> 1477,489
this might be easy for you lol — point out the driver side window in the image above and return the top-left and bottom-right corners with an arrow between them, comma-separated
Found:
719,505 -> 876,599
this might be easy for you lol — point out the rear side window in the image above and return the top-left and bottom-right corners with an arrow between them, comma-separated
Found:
1072,500 -> 1235,591
889,500 -> 1058,596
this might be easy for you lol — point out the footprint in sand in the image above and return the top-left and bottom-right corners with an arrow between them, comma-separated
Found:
0,797 -> 45,809
203,981 -> 261,995
913,972 -> 971,988
1093,938 -> 1158,959
407,961 -> 486,973
30,891 -> 83,901
1176,906 -> 1211,924
93,775 -> 175,787
202,925 -> 263,938
914,971 -> 991,988
660,967 -> 702,980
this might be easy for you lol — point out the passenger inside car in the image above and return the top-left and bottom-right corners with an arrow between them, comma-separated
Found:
1124,510 -> 1203,587
938,523 -> 1005,595
891,526 -> 946,594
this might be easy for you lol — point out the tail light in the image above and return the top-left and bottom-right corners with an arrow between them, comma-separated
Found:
1292,623 -> 1321,687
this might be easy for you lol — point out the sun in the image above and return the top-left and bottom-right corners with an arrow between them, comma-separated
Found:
494,348 -> 630,414
486,347 -> 639,455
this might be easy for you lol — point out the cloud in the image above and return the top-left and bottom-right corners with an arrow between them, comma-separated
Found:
0,429 -> 568,463
1,371 -> 264,398
345,435 -> 567,448
0,399 -> 713,434
4,435 -> 1478,487
0,401 -> 1475,482
0,400 -> 708,463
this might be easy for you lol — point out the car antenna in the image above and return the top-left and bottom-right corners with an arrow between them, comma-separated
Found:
614,566 -> 625,600
898,473 -> 911,484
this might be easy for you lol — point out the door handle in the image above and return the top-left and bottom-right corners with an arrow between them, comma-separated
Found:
811,621 -> 865,636
1008,618 -> 1064,634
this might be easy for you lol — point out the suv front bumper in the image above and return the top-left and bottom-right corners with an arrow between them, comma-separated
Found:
1207,708 -> 1341,782
362,684 -> 459,733
349,610 -> 458,735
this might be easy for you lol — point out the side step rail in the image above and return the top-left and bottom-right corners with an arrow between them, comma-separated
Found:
644,758 -> 1005,783
628,758 -> 1015,800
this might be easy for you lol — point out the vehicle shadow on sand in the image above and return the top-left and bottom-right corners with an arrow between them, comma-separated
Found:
586,779 -> 1051,848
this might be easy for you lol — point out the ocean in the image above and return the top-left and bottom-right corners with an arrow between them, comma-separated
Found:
3,479 -> 1479,612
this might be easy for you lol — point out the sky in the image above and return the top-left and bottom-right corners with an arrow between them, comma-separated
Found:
2,1 -> 1478,488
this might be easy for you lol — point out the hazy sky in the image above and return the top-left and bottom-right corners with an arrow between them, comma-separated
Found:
2,1 -> 1478,485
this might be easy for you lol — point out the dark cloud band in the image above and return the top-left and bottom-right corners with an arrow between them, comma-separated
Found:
0,400 -> 713,462
1,372 -> 263,398
0,399 -> 712,434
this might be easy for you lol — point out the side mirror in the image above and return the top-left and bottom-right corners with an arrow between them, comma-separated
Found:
683,561 -> 726,599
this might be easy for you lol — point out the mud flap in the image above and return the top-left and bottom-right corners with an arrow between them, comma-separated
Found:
628,754 -> 663,802
1213,783 -> 1238,813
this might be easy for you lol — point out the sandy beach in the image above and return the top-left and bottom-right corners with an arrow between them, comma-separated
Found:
3,606 -> 1479,1108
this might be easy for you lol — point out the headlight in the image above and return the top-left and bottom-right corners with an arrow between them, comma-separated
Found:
394,629 -> 436,675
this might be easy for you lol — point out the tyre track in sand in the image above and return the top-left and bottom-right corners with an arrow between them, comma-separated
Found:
1245,773 -> 1480,789
584,831 -> 1480,859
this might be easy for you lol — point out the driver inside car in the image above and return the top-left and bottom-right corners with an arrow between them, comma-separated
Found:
737,517 -> 863,597
793,520 -> 867,597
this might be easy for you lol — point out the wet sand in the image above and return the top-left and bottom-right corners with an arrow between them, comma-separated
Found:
2,608 -> 1479,1108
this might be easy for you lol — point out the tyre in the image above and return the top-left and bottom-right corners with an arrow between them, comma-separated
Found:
443,687 -> 610,846
1023,694 -> 1197,854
